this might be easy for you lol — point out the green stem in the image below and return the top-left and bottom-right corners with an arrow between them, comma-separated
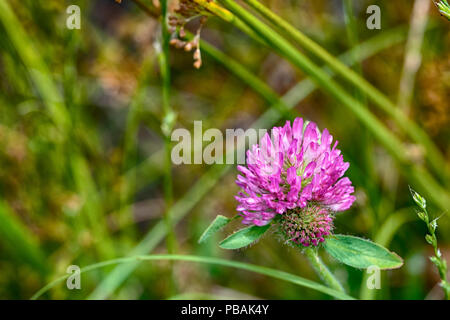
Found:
159,0 -> 177,293
343,0 -> 376,194
198,39 -> 295,120
423,207 -> 449,300
193,0 -> 266,45
303,247 -> 345,294
160,0 -> 176,253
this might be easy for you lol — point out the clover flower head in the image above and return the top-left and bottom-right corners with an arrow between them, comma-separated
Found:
235,118 -> 355,247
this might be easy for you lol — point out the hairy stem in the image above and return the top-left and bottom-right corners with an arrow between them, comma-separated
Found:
303,247 -> 345,294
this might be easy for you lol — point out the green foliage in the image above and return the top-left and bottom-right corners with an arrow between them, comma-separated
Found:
0,0 -> 448,300
323,235 -> 403,270
0,201 -> 47,275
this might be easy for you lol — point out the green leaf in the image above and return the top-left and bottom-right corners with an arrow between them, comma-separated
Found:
219,224 -> 271,249
323,234 -> 403,270
198,215 -> 232,244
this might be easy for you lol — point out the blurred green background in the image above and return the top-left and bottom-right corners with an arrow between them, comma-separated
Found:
0,0 -> 449,299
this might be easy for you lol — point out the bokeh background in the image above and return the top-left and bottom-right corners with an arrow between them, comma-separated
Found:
0,0 -> 449,299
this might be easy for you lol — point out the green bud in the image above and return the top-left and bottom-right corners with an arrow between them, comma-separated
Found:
430,219 -> 438,233
425,234 -> 434,246
409,187 -> 426,209
161,110 -> 177,137
430,256 -> 440,267
440,281 -> 450,292
417,210 -> 428,222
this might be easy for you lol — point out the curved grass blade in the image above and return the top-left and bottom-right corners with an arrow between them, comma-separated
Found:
32,254 -> 355,300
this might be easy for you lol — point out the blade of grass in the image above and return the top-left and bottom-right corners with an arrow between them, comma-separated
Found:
119,55 -> 156,239
397,0 -> 430,116
0,200 -> 48,275
241,0 -> 448,184
343,0 -> 376,197
0,0 -> 116,260
33,254 -> 355,300
88,164 -> 230,299
218,0 -> 450,211
0,0 -> 71,133
159,0 -> 177,253
198,39 -> 295,121
70,154 -> 116,259
159,0 -> 178,293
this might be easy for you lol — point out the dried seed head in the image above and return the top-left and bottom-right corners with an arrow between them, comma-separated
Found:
193,57 -> 202,69
184,42 -> 193,51
168,1 -> 209,69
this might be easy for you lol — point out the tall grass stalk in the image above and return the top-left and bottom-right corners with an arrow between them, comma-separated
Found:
119,57 -> 155,236
397,0 -> 430,115
240,0 -> 448,184
410,188 -> 450,300
0,201 -> 48,275
179,3 -> 448,213
214,0 -> 450,211
159,0 -> 178,293
342,0 -> 377,212
0,1 -> 70,133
